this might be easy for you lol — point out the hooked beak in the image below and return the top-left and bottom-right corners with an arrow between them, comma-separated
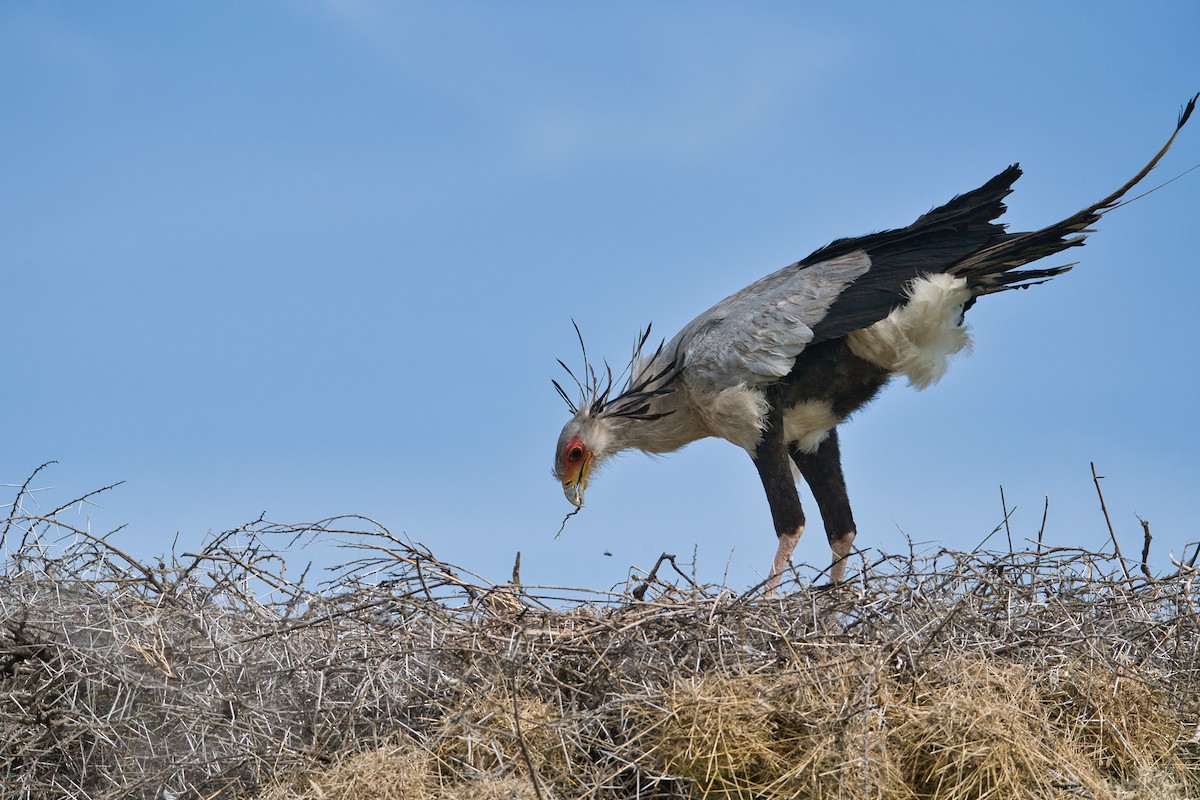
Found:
561,457 -> 591,508
563,480 -> 584,508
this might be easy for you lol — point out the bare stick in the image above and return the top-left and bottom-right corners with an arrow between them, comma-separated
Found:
632,552 -> 677,601
974,504 -> 1017,552
555,506 -> 581,538
999,484 -> 1013,553
1036,495 -> 1049,553
1090,462 -> 1131,581
46,480 -> 126,518
1137,516 -> 1153,580
1,460 -> 58,550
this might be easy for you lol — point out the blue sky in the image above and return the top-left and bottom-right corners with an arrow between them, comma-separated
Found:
4,2 -> 1199,593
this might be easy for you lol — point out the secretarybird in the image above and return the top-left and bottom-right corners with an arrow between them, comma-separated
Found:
553,96 -> 1196,592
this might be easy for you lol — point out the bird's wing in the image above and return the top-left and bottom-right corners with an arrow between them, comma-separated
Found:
673,251 -> 872,389
804,165 -> 1022,343
673,88 -> 1198,394
807,93 -> 1197,342
674,166 -> 1022,391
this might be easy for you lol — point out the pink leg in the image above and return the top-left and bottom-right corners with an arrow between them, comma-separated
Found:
766,525 -> 802,594
828,529 -> 856,583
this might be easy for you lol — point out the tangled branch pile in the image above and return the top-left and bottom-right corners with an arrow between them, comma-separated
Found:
2,472 -> 1199,799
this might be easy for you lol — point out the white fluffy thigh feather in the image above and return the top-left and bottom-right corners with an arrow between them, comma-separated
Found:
846,273 -> 973,389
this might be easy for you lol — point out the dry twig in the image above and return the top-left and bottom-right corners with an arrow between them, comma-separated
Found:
1,466 -> 1198,799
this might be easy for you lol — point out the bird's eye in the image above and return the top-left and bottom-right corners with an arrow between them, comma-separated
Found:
566,446 -> 584,463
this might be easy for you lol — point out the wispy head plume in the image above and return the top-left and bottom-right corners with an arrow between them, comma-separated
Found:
552,322 -> 681,421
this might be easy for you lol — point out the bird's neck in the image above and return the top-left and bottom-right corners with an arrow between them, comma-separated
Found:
606,386 -> 705,455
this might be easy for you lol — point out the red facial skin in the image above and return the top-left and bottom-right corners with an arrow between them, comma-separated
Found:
560,434 -> 587,482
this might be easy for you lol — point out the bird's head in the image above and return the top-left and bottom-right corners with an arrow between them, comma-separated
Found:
552,412 -> 615,508
550,322 -> 680,510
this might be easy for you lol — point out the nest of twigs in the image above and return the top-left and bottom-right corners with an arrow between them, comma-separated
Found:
2,466 -> 1199,799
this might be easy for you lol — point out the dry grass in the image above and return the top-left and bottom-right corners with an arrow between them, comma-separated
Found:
632,650 -> 907,800
2,465 -> 1200,799
889,656 -> 1106,800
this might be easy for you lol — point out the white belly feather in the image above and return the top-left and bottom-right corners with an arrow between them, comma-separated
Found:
847,273 -> 973,389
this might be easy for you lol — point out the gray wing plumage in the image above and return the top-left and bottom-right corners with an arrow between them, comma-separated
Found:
672,251 -> 871,390
667,92 -> 1200,396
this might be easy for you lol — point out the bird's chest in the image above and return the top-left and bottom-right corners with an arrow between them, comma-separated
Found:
685,381 -> 770,450
683,377 -> 847,454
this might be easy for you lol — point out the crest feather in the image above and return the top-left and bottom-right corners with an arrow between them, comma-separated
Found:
552,322 -> 681,421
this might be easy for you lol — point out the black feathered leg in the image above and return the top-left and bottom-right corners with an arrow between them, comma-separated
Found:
751,395 -> 806,593
790,428 -> 856,583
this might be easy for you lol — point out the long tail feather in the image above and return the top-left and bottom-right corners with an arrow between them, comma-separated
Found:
959,93 -> 1197,295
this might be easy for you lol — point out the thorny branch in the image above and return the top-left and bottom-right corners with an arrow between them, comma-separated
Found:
0,464 -> 1197,799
